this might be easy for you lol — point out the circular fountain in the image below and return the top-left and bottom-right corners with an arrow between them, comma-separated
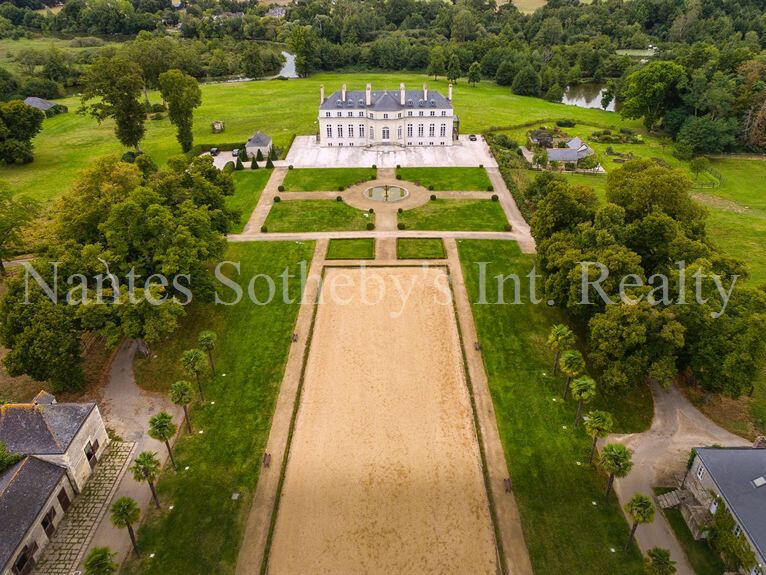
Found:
363,184 -> 409,202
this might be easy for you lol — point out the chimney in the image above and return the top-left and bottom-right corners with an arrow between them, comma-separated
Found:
423,83 -> 428,101
341,83 -> 347,101
400,82 -> 405,106
365,83 -> 372,106
320,84 -> 325,103
448,83 -> 453,102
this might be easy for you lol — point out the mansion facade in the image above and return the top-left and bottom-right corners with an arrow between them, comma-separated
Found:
318,83 -> 458,148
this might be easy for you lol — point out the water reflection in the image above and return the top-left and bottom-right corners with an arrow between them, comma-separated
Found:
561,83 -> 618,112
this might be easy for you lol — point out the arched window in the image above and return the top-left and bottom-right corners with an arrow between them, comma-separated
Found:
382,127 -> 390,140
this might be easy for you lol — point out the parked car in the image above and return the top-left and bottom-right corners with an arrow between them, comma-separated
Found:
232,148 -> 240,157
468,134 -> 477,141
210,147 -> 220,156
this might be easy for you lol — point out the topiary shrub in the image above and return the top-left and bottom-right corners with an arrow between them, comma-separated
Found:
368,208 -> 374,214
260,225 -> 268,233
479,164 -> 484,168
235,156 -> 244,170
266,157 -> 274,168
556,119 -> 576,128
336,195 -> 343,202
273,196 -> 281,203
397,207 -> 403,214
338,185 -> 345,192
491,194 -> 499,201
430,194 -> 437,201
428,185 -> 434,191
487,185 -> 494,192
396,164 -> 401,169
256,149 -> 264,162
366,222 -> 375,230
278,184 -> 285,192
398,222 -> 406,230
251,159 -> 259,169
505,224 -> 513,231
288,164 -> 294,170
223,161 -> 235,173
372,164 -> 376,169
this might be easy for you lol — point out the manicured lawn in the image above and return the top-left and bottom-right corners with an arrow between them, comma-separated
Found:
397,238 -> 445,259
396,167 -> 492,191
129,241 -> 315,575
654,489 -> 725,575
399,199 -> 508,231
458,239 -> 651,575
264,200 -> 373,232
326,238 -> 375,259
281,167 -> 376,192
228,170 -> 272,233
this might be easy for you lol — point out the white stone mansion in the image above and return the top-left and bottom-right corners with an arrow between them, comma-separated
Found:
318,83 -> 458,148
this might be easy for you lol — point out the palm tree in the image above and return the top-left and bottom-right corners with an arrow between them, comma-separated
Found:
600,443 -> 633,502
570,376 -> 597,427
148,412 -> 178,471
110,497 -> 141,556
559,349 -> 585,400
644,547 -> 676,575
181,349 -> 208,401
170,380 -> 193,433
198,331 -> 218,375
584,410 -> 614,464
547,324 -> 574,375
83,547 -> 117,575
130,451 -> 162,509
625,493 -> 655,550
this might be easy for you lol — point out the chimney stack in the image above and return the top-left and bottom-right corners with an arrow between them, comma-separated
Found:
448,83 -> 453,102
320,84 -> 325,103
423,83 -> 428,101
341,83 -> 347,101
365,83 -> 372,106
400,82 -> 405,106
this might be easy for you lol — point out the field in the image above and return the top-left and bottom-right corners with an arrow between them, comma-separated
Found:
396,167 -> 492,191
263,199 -> 373,232
0,36 -> 119,77
268,267 -> 497,573
281,167 -> 376,191
397,238 -> 446,259
459,239 -> 651,574
229,170 -> 273,233
128,241 -> 315,575
326,238 -> 375,259
398,199 -> 508,231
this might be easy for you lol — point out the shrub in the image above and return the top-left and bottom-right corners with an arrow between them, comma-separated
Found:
479,163 -> 484,168
288,164 -> 294,169
398,223 -> 406,230
368,208 -> 374,214
487,185 -> 494,192
491,194 -> 499,201
273,196 -> 281,203
338,185 -> 345,192
428,185 -> 434,191
223,161 -> 235,173
151,112 -> 163,120
251,158 -> 259,169
556,119 -> 576,127
121,151 -> 139,163
151,103 -> 165,113
265,157 -> 274,168
397,207 -> 403,214
620,127 -> 635,135
366,222 -> 375,230
256,149 -> 264,162
430,194 -> 437,201
336,195 -> 343,202
278,184 -> 285,192
505,224 -> 513,231
396,164 -> 401,169
235,156 -> 244,170
396,174 -> 402,180
372,164 -> 376,169
260,225 -> 268,233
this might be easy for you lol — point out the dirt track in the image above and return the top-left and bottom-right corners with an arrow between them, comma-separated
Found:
267,266 -> 497,574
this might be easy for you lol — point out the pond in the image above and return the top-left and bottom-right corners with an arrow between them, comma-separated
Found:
364,185 -> 409,202
278,51 -> 298,79
561,83 -> 619,112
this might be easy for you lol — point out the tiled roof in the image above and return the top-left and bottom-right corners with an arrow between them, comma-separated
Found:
0,402 -> 95,455
246,131 -> 272,147
320,88 -> 452,112
0,456 -> 66,569
546,148 -> 581,162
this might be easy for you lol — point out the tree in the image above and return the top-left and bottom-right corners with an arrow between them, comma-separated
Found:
130,451 -> 162,509
0,99 -> 44,164
427,46 -> 445,80
148,412 -> 178,471
110,497 -> 141,556
547,324 -> 574,375
170,380 -> 193,433
677,115 -> 738,155
625,493 -> 655,550
467,61 -> 481,86
287,26 -> 319,77
243,46 -> 264,79
83,547 -> 117,575
495,60 -> 516,86
0,187 -> 38,274
600,443 -> 633,502
558,349 -> 585,400
0,440 -> 21,473
584,411 -> 613,464
181,349 -> 208,401
620,61 -> 686,130
198,330 -> 217,375
545,83 -> 564,102
570,376 -> 596,426
644,547 -> 676,575
447,53 -> 461,83
126,32 -> 176,105
159,69 -> 202,153
690,156 -> 710,180
81,56 -> 146,151
512,65 -> 541,97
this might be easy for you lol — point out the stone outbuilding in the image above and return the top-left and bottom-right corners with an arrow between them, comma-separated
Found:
245,131 -> 273,159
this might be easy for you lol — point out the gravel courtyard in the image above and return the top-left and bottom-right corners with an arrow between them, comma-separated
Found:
267,266 -> 497,574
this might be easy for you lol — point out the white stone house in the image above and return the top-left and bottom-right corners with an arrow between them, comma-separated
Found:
318,83 -> 458,148
245,131 -> 273,159
0,392 -> 109,575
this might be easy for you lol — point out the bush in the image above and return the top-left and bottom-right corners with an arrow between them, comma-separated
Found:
487,185 -> 494,192
372,164 -> 376,169
338,185 -> 345,192
288,164 -> 293,169
265,157 -> 274,168
491,194 -> 499,201
397,207 -> 403,214
151,103 -> 165,113
430,194 -> 437,201
260,225 -> 268,233
121,151 -> 139,163
256,149 -> 264,162
479,164 -> 484,168
556,119 -> 576,127
366,222 -> 375,230
336,195 -> 343,202
398,223 -> 406,230
235,156 -> 244,170
222,161 -> 235,173
619,128 -> 635,135
505,224 -> 513,231
396,164 -> 401,169
151,112 -> 163,120
251,158 -> 259,169
273,196 -> 281,203
428,185 -> 434,191
277,184 -> 285,192
368,208 -> 374,214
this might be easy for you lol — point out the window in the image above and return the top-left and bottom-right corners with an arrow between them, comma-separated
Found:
430,111 -> 435,116
12,542 -> 37,575
325,112 -> 330,117
369,113 -> 374,119
336,112 -> 341,117
347,111 -> 352,117
397,113 -> 401,118
41,507 -> 57,537
441,111 -> 446,116
733,524 -> 742,537
382,127 -> 389,139
408,111 -> 413,117
440,124 -> 446,137
417,124 -> 424,137
696,464 -> 705,480
348,124 -> 354,138
429,124 -> 435,137
383,113 -> 388,119
57,488 -> 71,512
359,124 -> 365,138
397,126 -> 402,139
709,500 -> 718,514
326,125 -> 332,138
337,125 -> 343,138
370,126 -> 374,139
407,124 -> 413,137
359,111 -> 364,117
418,111 -> 424,116
84,439 -> 99,469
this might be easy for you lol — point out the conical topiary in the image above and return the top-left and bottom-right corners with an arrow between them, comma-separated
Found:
256,149 -> 264,162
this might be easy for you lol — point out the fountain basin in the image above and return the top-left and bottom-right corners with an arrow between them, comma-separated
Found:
364,185 -> 408,202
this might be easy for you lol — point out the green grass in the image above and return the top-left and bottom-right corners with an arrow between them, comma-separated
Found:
458,239 -> 651,574
396,167 -> 492,191
326,238 -> 375,259
281,167 -> 376,192
0,36 -> 120,77
654,489 -> 725,575
228,170 -> 272,233
397,238 -> 446,259
399,199 -> 508,231
129,241 -> 315,575
264,200 -> 373,232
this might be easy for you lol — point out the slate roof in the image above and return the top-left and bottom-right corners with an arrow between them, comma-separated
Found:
23,96 -> 56,111
320,88 -> 452,112
0,456 -> 67,570
246,131 -> 272,147
696,447 -> 766,560
0,402 -> 96,455
546,148 -> 581,162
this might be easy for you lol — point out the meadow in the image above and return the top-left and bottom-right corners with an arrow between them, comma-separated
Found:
398,198 -> 509,231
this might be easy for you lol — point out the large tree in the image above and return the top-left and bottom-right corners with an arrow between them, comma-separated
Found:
159,69 -> 201,152
427,45 -> 445,80
125,31 -> 176,105
130,451 -> 162,509
0,186 -> 38,274
110,497 -> 141,556
0,99 -> 44,164
625,493 -> 655,550
148,412 -> 178,471
600,443 -> 633,502
584,411 -> 613,465
620,61 -> 687,130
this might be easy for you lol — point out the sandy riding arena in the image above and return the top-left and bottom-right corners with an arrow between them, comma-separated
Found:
267,266 -> 498,574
